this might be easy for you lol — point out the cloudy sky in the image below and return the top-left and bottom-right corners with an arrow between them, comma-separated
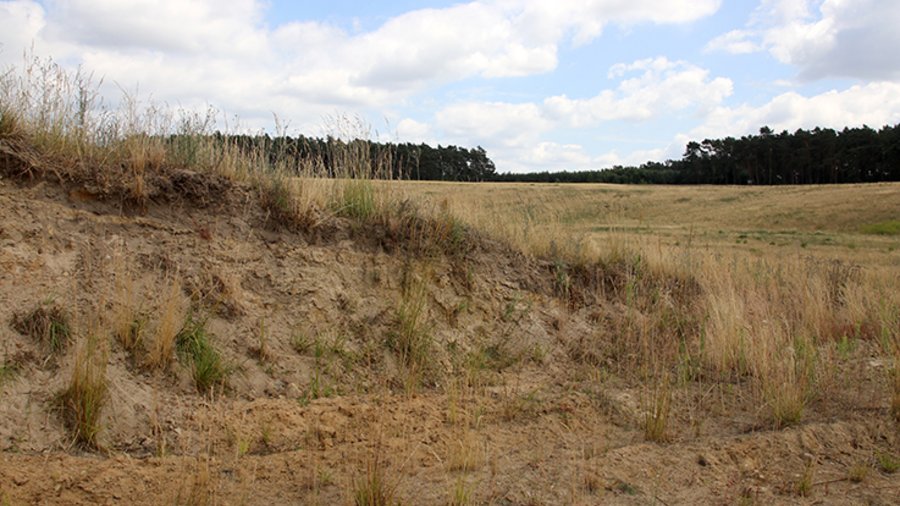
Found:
2,0 -> 900,173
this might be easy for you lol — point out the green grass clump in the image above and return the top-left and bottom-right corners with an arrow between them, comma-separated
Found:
176,315 -> 229,394
861,220 -> 900,236
877,452 -> 899,474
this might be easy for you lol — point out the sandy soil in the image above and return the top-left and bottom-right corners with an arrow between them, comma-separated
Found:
0,177 -> 897,505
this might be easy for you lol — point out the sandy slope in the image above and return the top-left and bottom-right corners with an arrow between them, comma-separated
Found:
0,178 -> 897,505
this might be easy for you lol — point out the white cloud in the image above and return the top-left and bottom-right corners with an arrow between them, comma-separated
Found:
432,57 -> 731,172
704,29 -> 760,54
689,81 -> 900,140
436,101 -> 550,148
0,1 -> 50,65
707,0 -> 900,81
544,58 -> 733,125
1,0 -> 724,117
395,118 -> 434,144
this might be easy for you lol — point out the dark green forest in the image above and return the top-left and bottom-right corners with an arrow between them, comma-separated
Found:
492,125 -> 900,185
224,134 -> 496,181
219,123 -> 900,185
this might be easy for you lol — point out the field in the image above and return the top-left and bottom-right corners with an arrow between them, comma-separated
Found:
1,62 -> 899,505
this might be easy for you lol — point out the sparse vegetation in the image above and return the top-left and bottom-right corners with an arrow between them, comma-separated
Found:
58,333 -> 108,449
147,278 -> 187,370
11,303 -> 71,356
176,315 -> 229,394
876,452 -> 899,474
2,55 -> 899,505
389,270 -> 433,387
353,454 -> 399,506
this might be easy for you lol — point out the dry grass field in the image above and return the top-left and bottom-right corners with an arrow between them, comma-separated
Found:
0,59 -> 898,505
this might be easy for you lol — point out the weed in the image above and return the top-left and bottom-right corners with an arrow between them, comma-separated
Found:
847,462 -> 868,483
11,303 -> 71,355
58,333 -> 108,449
176,315 -> 229,394
353,454 -> 399,506
876,452 -> 899,474
147,278 -> 186,370
174,456 -> 214,506
389,272 -> 432,385
291,332 -> 313,354
337,178 -> 376,220
299,368 -> 334,405
614,481 -> 637,495
254,318 -> 271,363
642,375 -> 672,443
447,431 -> 484,472
0,357 -> 23,387
794,462 -> 814,497
448,477 -> 472,506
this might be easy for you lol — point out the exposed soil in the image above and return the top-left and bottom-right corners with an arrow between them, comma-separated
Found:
0,176 -> 897,505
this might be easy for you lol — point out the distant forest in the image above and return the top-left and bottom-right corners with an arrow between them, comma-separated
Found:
493,124 -> 900,185
224,123 -> 900,185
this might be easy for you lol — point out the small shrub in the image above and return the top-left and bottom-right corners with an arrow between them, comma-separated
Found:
58,334 -> 108,449
176,315 -> 228,394
11,303 -> 71,355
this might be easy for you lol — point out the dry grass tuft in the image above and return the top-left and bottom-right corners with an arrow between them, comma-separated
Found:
352,453 -> 399,506
11,302 -> 71,356
58,333 -> 108,449
147,278 -> 187,370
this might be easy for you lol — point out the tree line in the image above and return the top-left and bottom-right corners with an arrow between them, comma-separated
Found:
220,134 -> 497,181
492,124 -> 900,185
207,123 -> 900,185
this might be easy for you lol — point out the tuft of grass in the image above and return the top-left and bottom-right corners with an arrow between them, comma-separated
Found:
389,272 -> 432,386
11,303 -> 71,355
642,375 -> 672,443
337,178 -> 376,220
794,462 -> 814,497
147,278 -> 186,370
353,454 -> 399,506
847,462 -> 869,483
876,452 -> 899,474
447,431 -> 484,472
176,315 -> 229,394
174,455 -> 215,506
58,333 -> 108,449
860,220 -> 900,236
448,477 -> 472,506
0,358 -> 22,388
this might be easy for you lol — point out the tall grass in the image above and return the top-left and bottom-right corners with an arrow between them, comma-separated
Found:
59,332 -> 108,449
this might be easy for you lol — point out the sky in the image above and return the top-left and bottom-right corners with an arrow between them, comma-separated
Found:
2,1 -> 900,173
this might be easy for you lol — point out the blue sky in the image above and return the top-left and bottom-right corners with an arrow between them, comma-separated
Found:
2,0 -> 900,172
